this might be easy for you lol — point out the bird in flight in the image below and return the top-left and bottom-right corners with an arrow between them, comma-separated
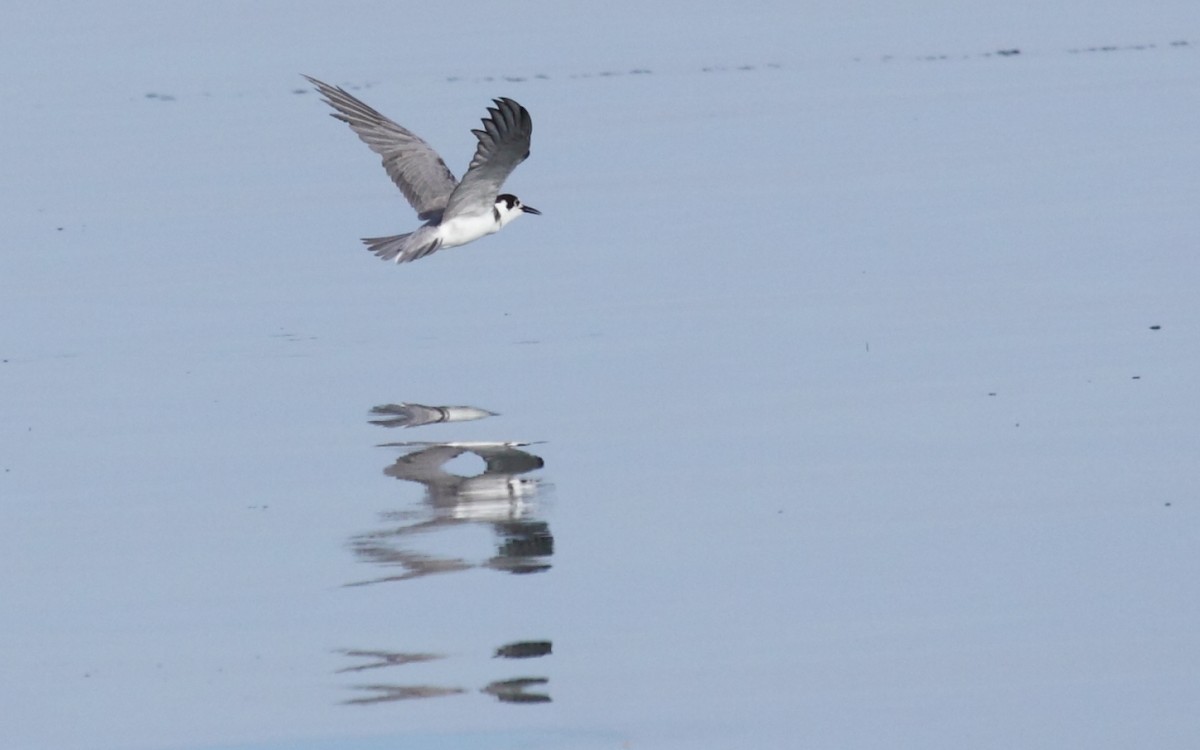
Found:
305,76 -> 540,264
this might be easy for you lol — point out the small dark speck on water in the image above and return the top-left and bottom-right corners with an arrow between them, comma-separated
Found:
1150,325 -> 1161,330
1165,502 -> 1172,507
987,392 -> 996,396
1132,375 -> 1141,380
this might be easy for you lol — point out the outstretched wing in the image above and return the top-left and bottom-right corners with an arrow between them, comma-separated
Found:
443,98 -> 533,218
305,76 -> 458,220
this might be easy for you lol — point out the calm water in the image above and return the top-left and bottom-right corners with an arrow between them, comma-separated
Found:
3,4 -> 1200,748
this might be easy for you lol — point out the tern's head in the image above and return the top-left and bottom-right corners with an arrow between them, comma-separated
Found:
495,193 -> 541,227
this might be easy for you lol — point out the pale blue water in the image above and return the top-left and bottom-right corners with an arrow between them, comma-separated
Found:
3,3 -> 1200,749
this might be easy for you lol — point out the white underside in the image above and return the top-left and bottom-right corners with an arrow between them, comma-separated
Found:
435,211 -> 502,249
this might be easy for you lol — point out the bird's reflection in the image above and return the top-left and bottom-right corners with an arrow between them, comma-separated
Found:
482,677 -> 551,704
336,649 -> 444,673
494,640 -> 552,659
381,441 -> 544,515
369,402 -> 497,429
346,440 -> 552,586
344,683 -> 467,705
338,402 -> 553,704
337,641 -> 553,705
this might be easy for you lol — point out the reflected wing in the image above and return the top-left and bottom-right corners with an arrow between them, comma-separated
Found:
443,98 -> 533,218
305,76 -> 458,220
471,445 -> 544,475
383,444 -> 468,483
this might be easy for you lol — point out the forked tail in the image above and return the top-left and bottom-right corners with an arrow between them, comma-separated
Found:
362,226 -> 442,264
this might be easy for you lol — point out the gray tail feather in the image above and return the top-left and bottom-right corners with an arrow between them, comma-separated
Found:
362,226 -> 442,264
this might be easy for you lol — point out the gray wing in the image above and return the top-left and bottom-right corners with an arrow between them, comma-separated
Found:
443,98 -> 533,218
471,445 -> 545,475
305,76 -> 458,220
383,444 -> 468,484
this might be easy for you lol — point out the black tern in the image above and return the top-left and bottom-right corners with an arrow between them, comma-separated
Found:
305,75 -> 540,264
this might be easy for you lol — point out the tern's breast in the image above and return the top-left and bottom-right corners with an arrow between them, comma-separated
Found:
437,212 -> 500,249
